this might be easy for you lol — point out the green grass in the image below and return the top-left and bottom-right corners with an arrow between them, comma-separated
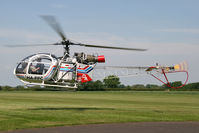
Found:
0,91 -> 199,131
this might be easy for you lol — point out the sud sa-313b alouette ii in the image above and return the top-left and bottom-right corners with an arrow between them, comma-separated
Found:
11,16 -> 188,89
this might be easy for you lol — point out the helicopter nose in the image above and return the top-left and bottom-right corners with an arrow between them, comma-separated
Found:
97,55 -> 105,63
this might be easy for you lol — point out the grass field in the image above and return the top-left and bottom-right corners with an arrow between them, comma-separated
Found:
0,91 -> 199,131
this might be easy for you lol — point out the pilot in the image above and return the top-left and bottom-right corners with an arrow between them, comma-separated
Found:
30,58 -> 44,74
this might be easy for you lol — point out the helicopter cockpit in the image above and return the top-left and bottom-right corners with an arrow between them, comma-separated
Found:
15,53 -> 58,81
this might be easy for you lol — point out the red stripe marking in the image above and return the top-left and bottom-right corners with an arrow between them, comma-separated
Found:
78,65 -> 89,70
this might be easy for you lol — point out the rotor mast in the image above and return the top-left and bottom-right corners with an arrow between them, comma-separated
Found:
62,40 -> 70,55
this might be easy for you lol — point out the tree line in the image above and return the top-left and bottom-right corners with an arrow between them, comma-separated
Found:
78,75 -> 199,91
0,75 -> 199,91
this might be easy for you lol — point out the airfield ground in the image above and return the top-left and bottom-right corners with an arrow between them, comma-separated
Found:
0,91 -> 199,131
1,122 -> 199,133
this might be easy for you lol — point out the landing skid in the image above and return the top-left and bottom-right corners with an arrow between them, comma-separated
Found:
21,80 -> 78,88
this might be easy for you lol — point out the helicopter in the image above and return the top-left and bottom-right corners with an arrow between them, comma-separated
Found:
12,16 -> 147,88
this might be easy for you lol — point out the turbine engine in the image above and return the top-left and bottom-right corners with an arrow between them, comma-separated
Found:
74,52 -> 105,64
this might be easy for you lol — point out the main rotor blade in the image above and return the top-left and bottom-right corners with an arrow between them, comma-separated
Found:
71,43 -> 147,51
5,43 -> 61,47
41,15 -> 67,41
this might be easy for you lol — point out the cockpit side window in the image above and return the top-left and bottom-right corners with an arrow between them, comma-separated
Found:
28,56 -> 52,75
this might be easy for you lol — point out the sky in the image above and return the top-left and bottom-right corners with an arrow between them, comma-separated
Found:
0,0 -> 199,86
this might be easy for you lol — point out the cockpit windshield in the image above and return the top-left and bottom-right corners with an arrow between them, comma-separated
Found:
15,62 -> 28,74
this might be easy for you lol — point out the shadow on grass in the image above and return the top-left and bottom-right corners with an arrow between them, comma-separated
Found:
29,107 -> 115,111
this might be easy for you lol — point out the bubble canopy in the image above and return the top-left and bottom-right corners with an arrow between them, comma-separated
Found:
15,53 -> 58,81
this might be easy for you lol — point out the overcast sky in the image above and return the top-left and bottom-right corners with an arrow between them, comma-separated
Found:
0,0 -> 199,86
